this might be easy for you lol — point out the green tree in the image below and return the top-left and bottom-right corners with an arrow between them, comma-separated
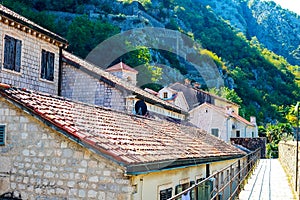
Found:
265,123 -> 293,158
67,15 -> 119,58
209,87 -> 243,105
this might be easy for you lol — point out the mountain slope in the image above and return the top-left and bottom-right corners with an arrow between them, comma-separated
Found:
2,0 -> 300,124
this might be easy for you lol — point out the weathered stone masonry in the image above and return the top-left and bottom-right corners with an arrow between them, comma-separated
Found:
0,99 -> 132,200
61,63 -> 127,112
0,23 -> 60,95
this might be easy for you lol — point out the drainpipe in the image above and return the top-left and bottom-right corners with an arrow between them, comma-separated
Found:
244,125 -> 249,138
58,47 -> 63,96
295,102 -> 299,197
226,117 -> 231,142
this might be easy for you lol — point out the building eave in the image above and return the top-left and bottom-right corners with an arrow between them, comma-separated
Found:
125,154 -> 245,175
0,6 -> 68,48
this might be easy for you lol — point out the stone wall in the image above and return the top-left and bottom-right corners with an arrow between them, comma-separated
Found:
61,64 -> 127,111
0,98 -> 132,200
230,137 -> 266,158
278,141 -> 298,195
0,23 -> 60,95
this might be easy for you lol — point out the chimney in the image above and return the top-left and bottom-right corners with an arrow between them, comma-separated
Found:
105,62 -> 138,85
193,82 -> 201,89
250,116 -> 256,124
184,78 -> 191,86
226,106 -> 233,115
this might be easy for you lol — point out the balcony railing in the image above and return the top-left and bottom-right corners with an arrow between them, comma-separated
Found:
168,148 -> 261,200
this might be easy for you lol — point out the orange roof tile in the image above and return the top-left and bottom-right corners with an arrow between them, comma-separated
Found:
106,62 -> 138,73
0,86 -> 245,174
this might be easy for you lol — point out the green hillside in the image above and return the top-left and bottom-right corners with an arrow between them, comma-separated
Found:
2,0 -> 299,125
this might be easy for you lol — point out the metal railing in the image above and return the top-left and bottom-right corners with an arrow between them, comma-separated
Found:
168,148 -> 261,200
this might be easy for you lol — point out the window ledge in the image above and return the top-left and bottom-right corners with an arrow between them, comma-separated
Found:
39,77 -> 55,84
1,67 -> 22,76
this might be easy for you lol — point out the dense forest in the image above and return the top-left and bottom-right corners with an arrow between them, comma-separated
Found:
2,0 -> 299,132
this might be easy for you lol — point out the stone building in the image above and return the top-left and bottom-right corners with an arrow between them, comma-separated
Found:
158,82 -> 258,142
0,4 -> 68,95
61,51 -> 186,120
0,83 -> 245,199
0,4 -> 187,121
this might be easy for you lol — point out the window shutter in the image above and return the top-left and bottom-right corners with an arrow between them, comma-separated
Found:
166,188 -> 172,198
190,181 -> 195,200
160,190 -> 167,200
175,184 -> 182,194
3,36 -> 13,69
15,40 -> 22,72
41,50 -> 47,79
160,188 -> 172,200
0,125 -> 5,145
8,37 -> 15,70
47,52 -> 54,81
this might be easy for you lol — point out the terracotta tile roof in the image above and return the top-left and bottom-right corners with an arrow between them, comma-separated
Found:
200,103 -> 255,127
62,51 -> 186,115
0,84 -> 245,174
0,4 -> 67,45
106,62 -> 138,73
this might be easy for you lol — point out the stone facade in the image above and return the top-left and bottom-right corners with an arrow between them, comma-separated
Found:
278,141 -> 298,195
61,63 -> 127,111
0,99 -> 132,199
0,22 -> 60,95
61,51 -> 186,120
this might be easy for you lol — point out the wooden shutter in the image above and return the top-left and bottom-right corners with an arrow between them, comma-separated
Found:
175,184 -> 182,194
47,52 -> 54,81
3,35 -> 13,70
190,181 -> 195,200
160,188 -> 172,200
166,188 -> 172,199
0,125 -> 5,145
15,39 -> 22,72
41,50 -> 47,79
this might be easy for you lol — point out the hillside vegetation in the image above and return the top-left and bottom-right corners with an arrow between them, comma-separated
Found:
2,0 -> 299,125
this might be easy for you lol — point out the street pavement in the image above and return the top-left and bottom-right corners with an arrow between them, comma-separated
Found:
238,159 -> 295,200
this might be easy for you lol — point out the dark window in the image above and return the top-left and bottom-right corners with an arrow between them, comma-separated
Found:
236,130 -> 240,137
160,188 -> 172,200
163,92 -> 168,98
41,50 -> 55,81
0,125 -> 5,145
211,128 -> 219,137
3,35 -> 22,72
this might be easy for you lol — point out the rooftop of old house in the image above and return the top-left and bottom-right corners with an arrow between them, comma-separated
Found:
168,82 -> 239,110
0,83 -> 245,174
200,102 -> 255,127
0,4 -> 68,47
62,51 -> 187,115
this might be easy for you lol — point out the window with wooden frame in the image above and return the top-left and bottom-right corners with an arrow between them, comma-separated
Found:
3,35 -> 22,72
163,92 -> 168,99
41,49 -> 54,81
0,125 -> 6,145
